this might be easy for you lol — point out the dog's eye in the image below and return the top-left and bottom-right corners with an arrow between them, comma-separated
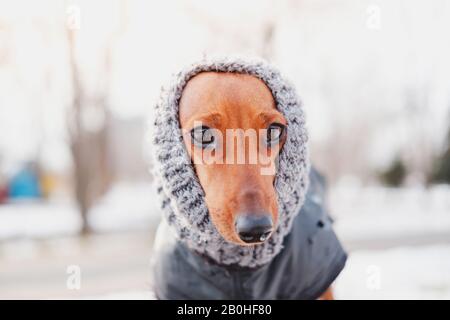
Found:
266,123 -> 285,146
191,126 -> 215,148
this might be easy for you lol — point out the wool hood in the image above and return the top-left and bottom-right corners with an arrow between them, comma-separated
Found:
151,56 -> 310,268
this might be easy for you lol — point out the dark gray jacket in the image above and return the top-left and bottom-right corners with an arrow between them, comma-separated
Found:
151,169 -> 347,299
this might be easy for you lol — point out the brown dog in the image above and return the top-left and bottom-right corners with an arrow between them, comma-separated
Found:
178,72 -> 333,299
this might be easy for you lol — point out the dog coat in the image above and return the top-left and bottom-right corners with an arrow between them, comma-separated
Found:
150,56 -> 347,299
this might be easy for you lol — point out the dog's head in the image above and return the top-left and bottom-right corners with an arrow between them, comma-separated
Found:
152,57 -> 309,267
179,72 -> 287,245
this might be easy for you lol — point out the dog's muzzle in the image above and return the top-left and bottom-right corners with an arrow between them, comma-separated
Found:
235,213 -> 273,243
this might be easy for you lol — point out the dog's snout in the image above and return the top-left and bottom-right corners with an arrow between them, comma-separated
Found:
235,214 -> 273,244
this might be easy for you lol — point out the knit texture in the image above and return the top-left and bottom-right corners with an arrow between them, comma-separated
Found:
151,56 -> 310,268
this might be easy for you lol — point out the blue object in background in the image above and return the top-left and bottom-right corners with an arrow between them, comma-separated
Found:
8,166 -> 41,199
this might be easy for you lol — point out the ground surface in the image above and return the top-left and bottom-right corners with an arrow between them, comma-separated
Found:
0,184 -> 449,299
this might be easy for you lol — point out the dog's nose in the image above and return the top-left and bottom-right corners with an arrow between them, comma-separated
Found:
235,214 -> 273,243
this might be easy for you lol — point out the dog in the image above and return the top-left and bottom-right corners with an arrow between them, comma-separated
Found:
151,57 -> 347,300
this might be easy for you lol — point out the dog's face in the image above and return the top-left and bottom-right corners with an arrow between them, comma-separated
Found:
179,72 -> 287,245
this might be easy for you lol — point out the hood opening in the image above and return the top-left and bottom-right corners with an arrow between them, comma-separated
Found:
151,56 -> 310,268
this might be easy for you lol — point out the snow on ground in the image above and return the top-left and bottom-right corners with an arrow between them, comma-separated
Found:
335,244 -> 450,299
0,231 -> 155,299
329,184 -> 450,245
0,182 -> 161,240
1,183 -> 448,246
1,183 -> 449,299
78,244 -> 450,300
0,201 -> 81,240
88,182 -> 161,232
82,291 -> 156,300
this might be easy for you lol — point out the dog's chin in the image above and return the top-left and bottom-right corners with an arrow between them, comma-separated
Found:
220,233 -> 271,246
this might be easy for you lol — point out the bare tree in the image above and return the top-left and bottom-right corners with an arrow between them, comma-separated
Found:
65,0 -> 129,234
66,28 -> 112,235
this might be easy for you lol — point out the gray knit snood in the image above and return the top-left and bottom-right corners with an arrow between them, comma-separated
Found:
151,56 -> 310,268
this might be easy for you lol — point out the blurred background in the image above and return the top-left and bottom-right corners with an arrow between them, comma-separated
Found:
0,0 -> 449,299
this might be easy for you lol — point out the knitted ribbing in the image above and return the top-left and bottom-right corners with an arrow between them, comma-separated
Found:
151,56 -> 310,268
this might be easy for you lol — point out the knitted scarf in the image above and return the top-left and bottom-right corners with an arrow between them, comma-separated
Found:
151,56 -> 310,268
